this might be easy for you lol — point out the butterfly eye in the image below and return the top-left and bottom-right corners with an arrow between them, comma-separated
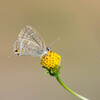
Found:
46,47 -> 51,51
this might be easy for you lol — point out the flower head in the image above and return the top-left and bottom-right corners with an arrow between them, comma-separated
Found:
41,50 -> 61,69
41,50 -> 61,76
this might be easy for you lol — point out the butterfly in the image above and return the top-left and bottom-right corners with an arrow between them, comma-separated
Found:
14,26 -> 50,57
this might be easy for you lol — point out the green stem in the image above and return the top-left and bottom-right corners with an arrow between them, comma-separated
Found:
56,76 -> 89,100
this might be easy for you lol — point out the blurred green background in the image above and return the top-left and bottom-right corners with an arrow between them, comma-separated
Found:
0,0 -> 100,100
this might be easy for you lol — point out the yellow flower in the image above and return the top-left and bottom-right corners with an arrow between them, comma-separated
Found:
41,50 -> 61,68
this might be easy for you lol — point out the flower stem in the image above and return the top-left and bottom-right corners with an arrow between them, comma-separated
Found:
56,76 -> 89,100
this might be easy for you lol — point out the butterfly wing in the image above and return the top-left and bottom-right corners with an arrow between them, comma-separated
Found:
14,26 -> 46,56
14,39 -> 44,56
18,26 -> 46,50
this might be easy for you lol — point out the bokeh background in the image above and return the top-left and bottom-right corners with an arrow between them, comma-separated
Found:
0,0 -> 100,100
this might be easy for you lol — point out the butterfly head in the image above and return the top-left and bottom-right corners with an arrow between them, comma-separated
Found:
46,47 -> 51,51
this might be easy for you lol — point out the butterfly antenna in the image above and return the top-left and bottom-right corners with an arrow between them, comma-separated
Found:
49,36 -> 61,47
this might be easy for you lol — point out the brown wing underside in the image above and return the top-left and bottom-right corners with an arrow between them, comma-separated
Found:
18,26 -> 46,50
14,39 -> 44,56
